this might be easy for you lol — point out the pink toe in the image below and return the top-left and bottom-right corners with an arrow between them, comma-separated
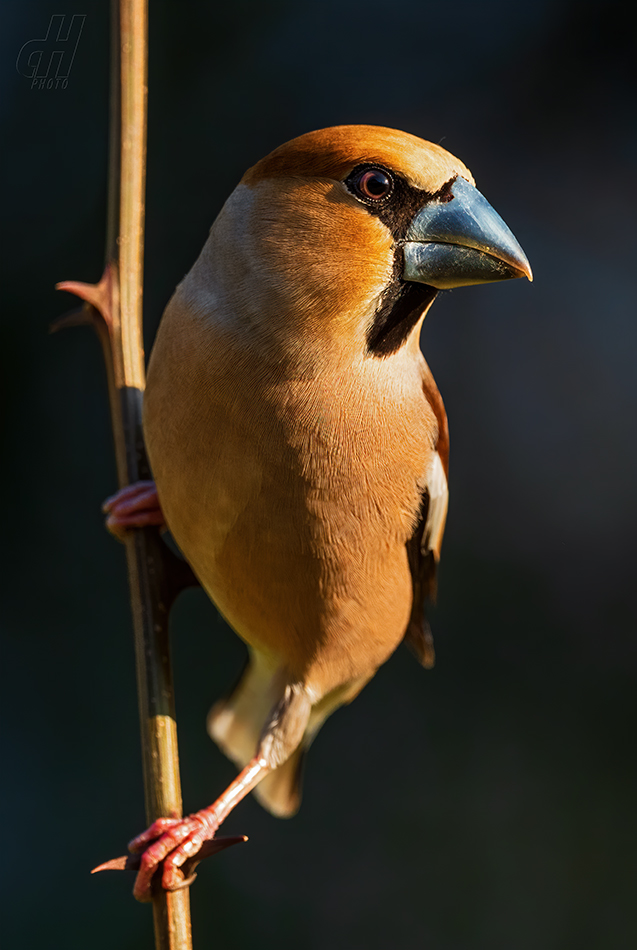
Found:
128,817 -> 181,852
102,480 -> 164,534
102,480 -> 157,512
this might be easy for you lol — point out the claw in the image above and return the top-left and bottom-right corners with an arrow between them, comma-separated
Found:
92,835 -> 248,898
99,758 -> 266,900
102,480 -> 166,539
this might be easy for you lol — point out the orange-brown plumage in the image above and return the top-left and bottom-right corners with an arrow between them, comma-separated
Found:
107,126 -> 531,899
242,124 -> 473,190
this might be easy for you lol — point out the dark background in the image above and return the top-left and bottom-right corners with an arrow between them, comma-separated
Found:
2,1 -> 636,947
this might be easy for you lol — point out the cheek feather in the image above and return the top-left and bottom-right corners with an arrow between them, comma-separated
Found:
249,179 -> 394,329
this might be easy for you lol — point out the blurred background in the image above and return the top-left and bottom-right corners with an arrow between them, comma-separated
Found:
1,1 -> 636,947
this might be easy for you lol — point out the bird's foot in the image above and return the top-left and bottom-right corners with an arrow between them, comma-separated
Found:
102,480 -> 165,540
93,810 -> 246,902
93,760 -> 263,900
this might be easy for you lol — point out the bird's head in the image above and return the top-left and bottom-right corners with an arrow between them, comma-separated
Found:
196,125 -> 531,364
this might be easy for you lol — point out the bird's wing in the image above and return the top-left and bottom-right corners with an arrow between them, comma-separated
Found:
403,369 -> 449,669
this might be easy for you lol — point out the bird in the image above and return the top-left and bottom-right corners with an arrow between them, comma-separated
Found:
102,124 -> 532,901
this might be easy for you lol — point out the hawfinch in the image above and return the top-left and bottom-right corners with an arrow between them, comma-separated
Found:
103,125 -> 532,901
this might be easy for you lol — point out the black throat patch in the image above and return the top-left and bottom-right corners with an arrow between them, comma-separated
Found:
367,264 -> 438,357
344,165 -> 455,358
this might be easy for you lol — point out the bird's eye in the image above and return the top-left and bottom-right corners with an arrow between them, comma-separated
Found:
351,168 -> 393,201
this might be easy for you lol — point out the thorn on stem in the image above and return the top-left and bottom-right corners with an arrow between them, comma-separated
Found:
49,305 -> 94,334
55,263 -> 116,329
91,834 -> 249,889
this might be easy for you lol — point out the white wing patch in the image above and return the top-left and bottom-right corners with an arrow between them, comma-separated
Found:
423,451 -> 448,560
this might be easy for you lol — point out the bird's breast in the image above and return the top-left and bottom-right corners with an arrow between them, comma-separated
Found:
144,300 -> 436,692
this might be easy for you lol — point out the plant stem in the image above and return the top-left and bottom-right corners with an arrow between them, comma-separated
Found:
57,1 -> 194,945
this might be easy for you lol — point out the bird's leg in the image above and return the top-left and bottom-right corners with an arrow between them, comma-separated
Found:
126,756 -> 271,902
102,480 -> 165,539
120,684 -> 312,902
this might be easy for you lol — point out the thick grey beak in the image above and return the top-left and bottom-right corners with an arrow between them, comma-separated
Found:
403,176 -> 532,289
